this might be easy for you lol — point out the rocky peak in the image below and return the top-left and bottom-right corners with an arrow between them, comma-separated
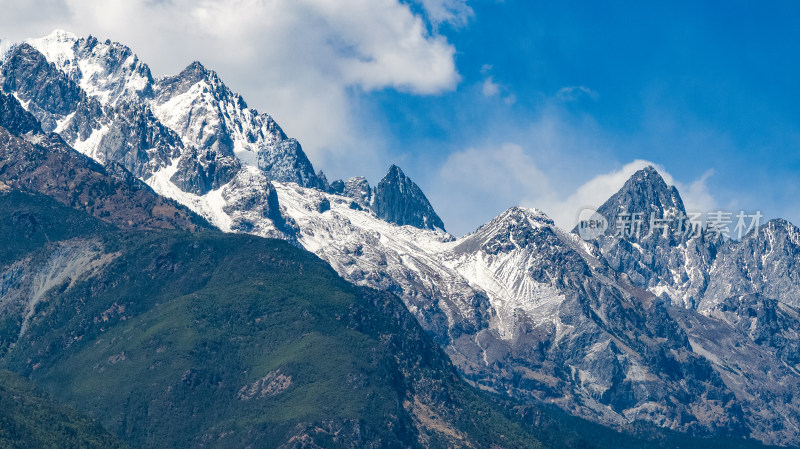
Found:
759,218 -> 800,243
27,30 -> 155,106
155,60 -> 244,109
587,166 -> 720,309
256,138 -> 324,189
167,61 -> 211,89
342,176 -> 372,208
453,206 -> 559,255
327,179 -> 345,195
490,206 -> 556,229
371,165 -> 445,231
23,29 -> 79,69
594,166 -> 687,239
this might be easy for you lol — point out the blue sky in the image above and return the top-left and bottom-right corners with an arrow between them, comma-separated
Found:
357,0 -> 800,234
2,0 -> 798,236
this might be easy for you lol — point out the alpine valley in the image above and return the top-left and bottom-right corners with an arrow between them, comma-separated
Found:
0,31 -> 798,448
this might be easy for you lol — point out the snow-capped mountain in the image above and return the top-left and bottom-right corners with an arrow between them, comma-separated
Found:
585,165 -> 721,309
4,30 -> 800,446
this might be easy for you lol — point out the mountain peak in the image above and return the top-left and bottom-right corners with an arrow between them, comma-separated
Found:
30,29 -> 78,52
45,29 -> 78,41
186,60 -> 207,74
24,30 -> 79,69
343,176 -> 372,208
25,31 -> 155,107
635,164 -> 659,176
591,164 -> 686,239
156,59 -> 244,109
758,218 -> 800,243
453,206 -> 558,255
372,165 -> 445,231
175,60 -> 212,84
504,206 -> 554,225
478,206 -> 556,236
624,165 -> 671,192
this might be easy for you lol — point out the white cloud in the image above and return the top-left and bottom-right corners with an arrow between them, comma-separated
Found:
479,68 -> 514,103
538,160 -> 716,228
541,159 -> 657,227
434,143 -> 555,233
441,143 -> 553,199
435,145 -> 717,236
673,169 -> 716,213
415,0 -> 473,26
482,76 -> 500,97
0,0 -> 460,179
556,85 -> 599,102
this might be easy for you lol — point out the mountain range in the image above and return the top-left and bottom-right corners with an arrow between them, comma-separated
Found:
1,30 -> 800,448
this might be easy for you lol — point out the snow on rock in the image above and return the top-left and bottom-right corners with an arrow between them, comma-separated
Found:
15,31 -> 324,197
27,29 -> 154,106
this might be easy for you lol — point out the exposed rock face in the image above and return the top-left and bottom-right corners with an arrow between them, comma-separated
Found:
705,293 -> 800,368
237,370 -> 292,400
222,168 -> 291,238
342,176 -> 372,209
373,165 -> 445,231
95,101 -> 183,178
327,179 -> 346,195
670,301 -> 800,445
257,138 -> 324,189
444,207 -> 746,437
0,92 -> 41,135
0,43 -> 103,134
703,219 -> 800,310
171,146 -> 241,195
0,94 -> 207,231
588,166 -> 720,308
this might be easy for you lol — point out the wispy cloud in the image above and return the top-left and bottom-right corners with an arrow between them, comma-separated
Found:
538,160 -> 716,228
434,146 -> 717,236
414,0 -> 473,27
556,85 -> 599,102
482,76 -> 500,97
478,66 -> 515,104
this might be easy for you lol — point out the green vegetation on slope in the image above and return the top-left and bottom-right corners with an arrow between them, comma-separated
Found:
0,190 -> 542,449
0,190 -> 787,449
505,402 -> 786,449
0,369 -> 128,449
